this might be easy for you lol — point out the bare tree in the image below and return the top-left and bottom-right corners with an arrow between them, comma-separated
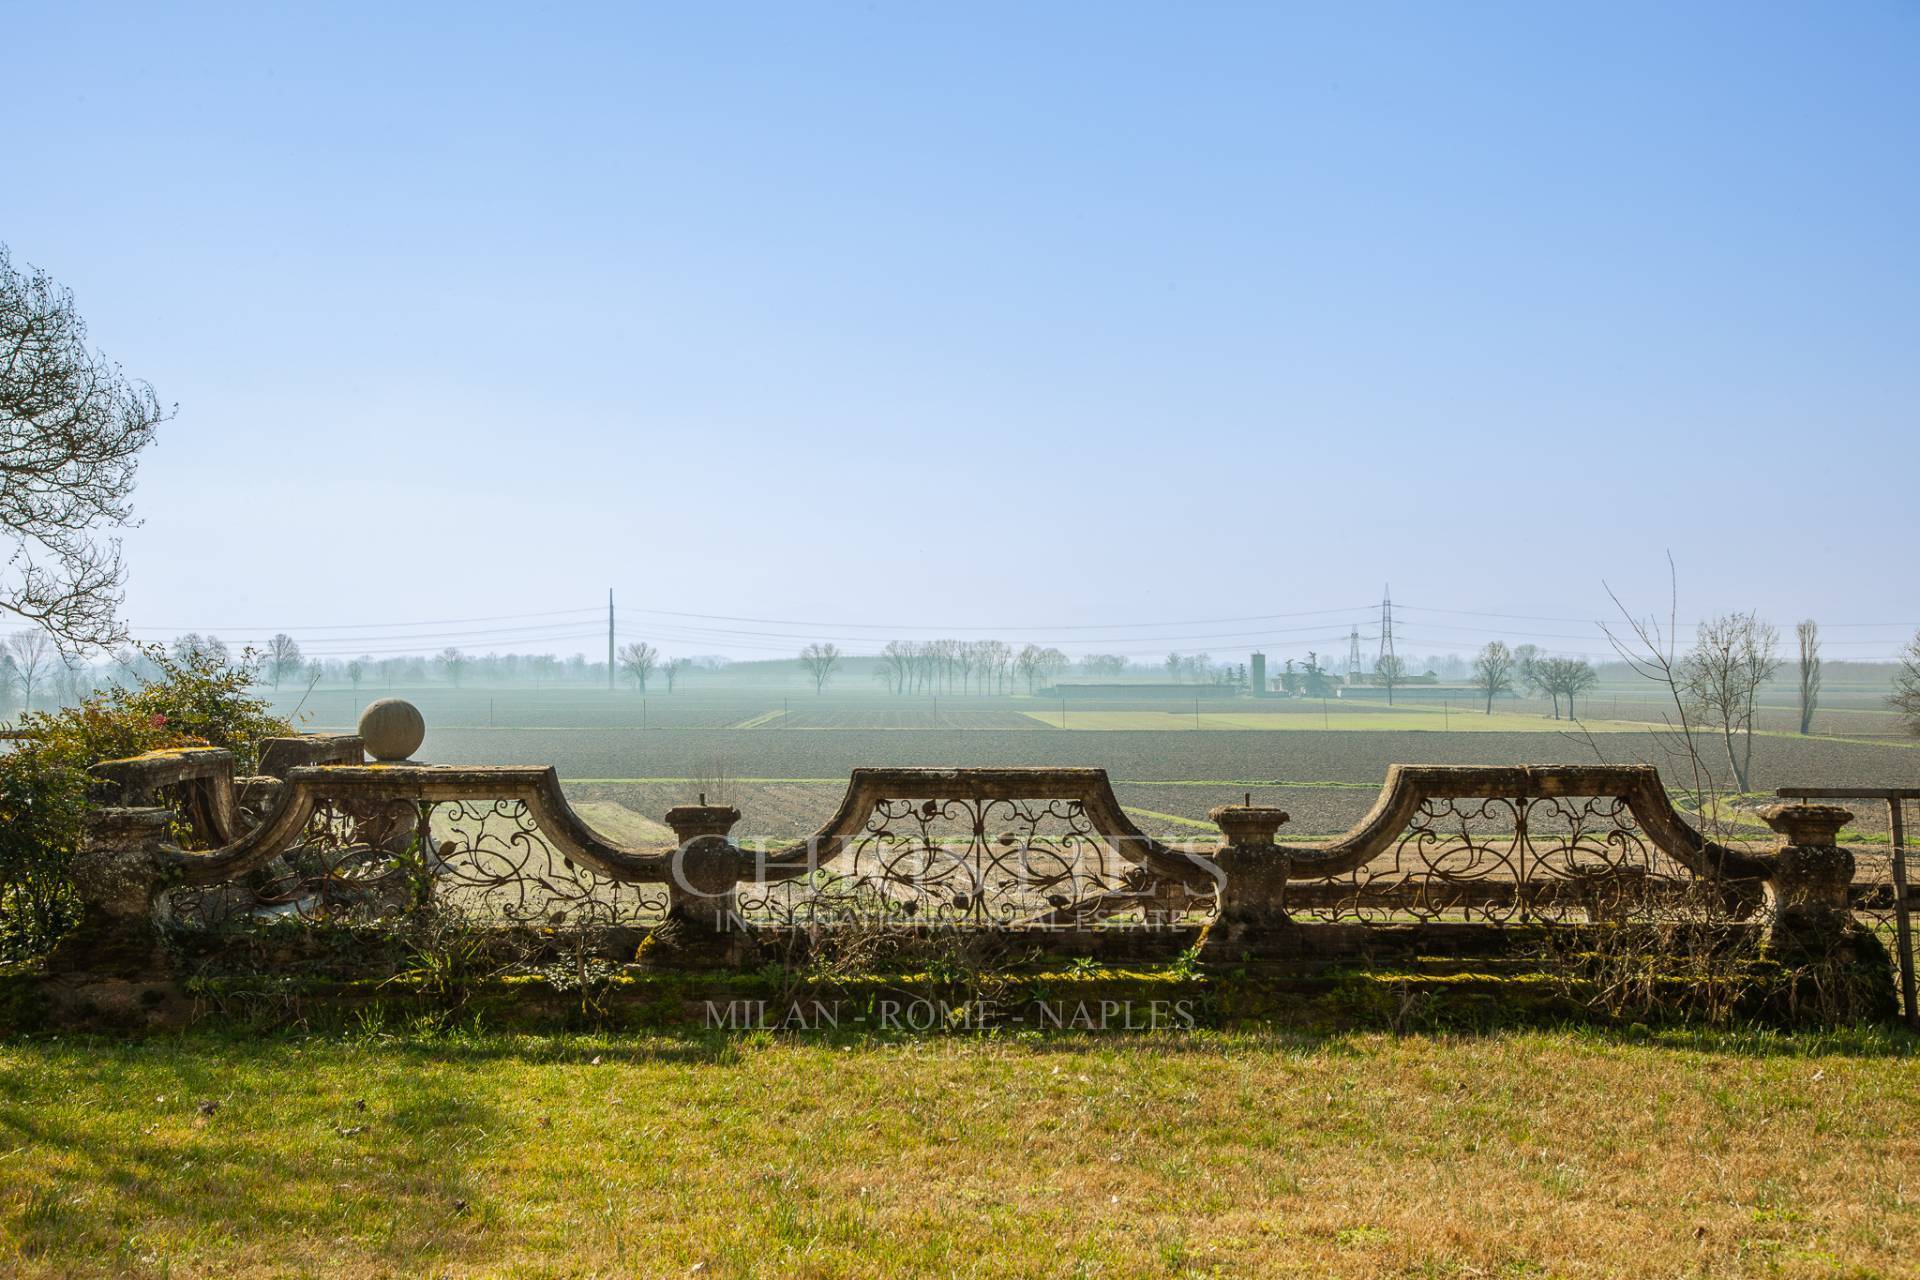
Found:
54,653 -> 91,707
1507,643 -> 1541,711
967,640 -> 1003,693
962,639 -> 1006,695
1016,644 -> 1049,693
0,246 -> 171,650
6,629 -> 50,710
876,640 -> 910,695
1032,646 -> 1068,691
1602,560 -> 1746,823
662,656 -> 691,693
1566,658 -> 1599,720
1471,641 -> 1514,714
932,639 -> 959,693
1795,619 -> 1820,735
798,642 -> 840,693
437,646 -> 469,688
346,658 -> 366,696
171,633 -> 228,666
1537,656 -> 1598,720
952,642 -> 976,694
1373,653 -> 1407,705
111,644 -> 158,685
1679,612 -> 1779,793
1891,630 -> 1920,736
617,640 -> 657,692
265,633 -> 303,689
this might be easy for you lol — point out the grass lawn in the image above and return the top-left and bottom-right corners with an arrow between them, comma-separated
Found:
2,1026 -> 1915,1278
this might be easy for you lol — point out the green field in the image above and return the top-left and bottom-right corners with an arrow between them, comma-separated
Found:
252,685 -> 1919,848
265,681 -> 1920,743
400,726 -> 1914,812
1019,706 -> 1662,732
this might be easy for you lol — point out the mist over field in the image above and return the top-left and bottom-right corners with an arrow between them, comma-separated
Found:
198,638 -> 1912,856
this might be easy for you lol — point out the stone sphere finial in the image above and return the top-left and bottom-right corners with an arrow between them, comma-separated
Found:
358,698 -> 425,763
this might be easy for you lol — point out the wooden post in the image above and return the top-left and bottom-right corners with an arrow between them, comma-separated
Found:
1892,800 -> 1916,1027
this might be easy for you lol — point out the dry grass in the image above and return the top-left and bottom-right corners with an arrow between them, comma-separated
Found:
0,1026 -> 1915,1278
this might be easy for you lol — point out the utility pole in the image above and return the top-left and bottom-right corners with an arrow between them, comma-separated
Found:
607,589 -> 615,693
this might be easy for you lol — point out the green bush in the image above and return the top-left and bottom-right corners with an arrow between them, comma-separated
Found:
0,644 -> 291,961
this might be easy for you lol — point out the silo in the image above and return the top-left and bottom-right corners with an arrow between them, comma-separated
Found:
1250,651 -> 1267,697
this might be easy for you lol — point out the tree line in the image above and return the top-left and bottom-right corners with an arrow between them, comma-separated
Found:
1466,613 -> 1871,793
870,640 -> 1067,695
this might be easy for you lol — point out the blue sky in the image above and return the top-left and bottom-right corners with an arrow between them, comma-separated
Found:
8,3 -> 1917,663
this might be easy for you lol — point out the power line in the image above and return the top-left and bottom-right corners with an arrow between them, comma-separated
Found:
615,604 -> 1377,632
604,618 -> 1391,649
1396,604 -> 1917,630
294,631 -> 607,658
127,607 -> 601,632
125,594 -> 1918,662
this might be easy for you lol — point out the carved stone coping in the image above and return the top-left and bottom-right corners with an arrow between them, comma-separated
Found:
90,746 -> 236,801
257,733 -> 364,778
165,764 -> 680,888
89,747 -> 243,846
90,736 -> 365,848
1279,764 -> 1771,882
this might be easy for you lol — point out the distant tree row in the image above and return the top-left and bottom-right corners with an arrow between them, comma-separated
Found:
608,642 -> 695,693
1162,652 -> 1219,683
1466,643 -> 1600,720
868,640 -> 1073,695
11,623 -> 1920,758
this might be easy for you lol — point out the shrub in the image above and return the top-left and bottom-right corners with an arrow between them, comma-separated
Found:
0,644 -> 290,960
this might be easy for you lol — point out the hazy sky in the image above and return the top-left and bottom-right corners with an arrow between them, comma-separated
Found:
8,3 -> 1917,663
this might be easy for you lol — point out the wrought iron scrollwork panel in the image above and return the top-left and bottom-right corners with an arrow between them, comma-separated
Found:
427,798 -> 666,926
169,795 -> 667,927
1846,845 -> 1913,1011
1293,794 -> 1691,923
737,794 -> 1183,926
168,797 -> 414,925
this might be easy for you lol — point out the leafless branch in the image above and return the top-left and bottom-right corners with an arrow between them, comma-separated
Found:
0,245 -> 171,653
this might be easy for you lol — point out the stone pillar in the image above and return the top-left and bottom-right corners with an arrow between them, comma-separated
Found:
49,806 -> 179,977
1757,804 -> 1897,1020
652,801 -> 755,966
1759,805 -> 1858,958
1201,803 -> 1293,960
